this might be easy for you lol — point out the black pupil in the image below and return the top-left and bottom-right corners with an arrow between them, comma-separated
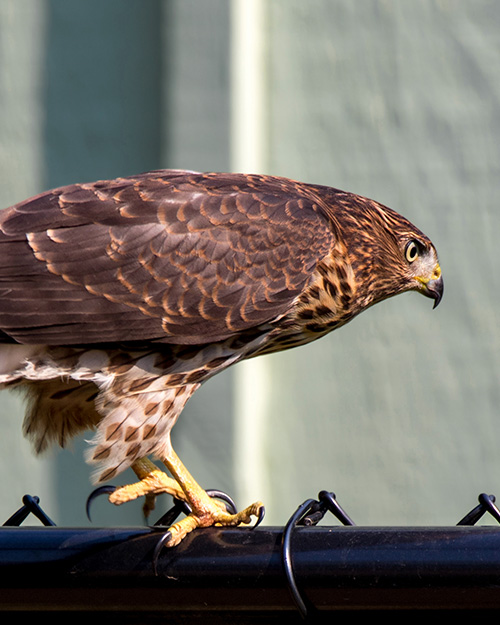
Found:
408,243 -> 417,259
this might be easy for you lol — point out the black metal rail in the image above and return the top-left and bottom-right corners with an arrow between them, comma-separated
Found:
1,492 -> 500,623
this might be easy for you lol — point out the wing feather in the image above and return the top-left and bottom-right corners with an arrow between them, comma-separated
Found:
0,171 -> 336,345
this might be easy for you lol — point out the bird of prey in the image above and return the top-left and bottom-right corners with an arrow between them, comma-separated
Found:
0,170 -> 442,545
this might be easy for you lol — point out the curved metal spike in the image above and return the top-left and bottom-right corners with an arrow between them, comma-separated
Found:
318,490 -> 356,526
281,498 -> 317,619
3,494 -> 56,527
153,531 -> 173,576
457,493 -> 500,526
153,498 -> 191,527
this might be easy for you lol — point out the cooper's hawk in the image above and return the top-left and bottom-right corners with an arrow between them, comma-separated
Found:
0,170 -> 442,545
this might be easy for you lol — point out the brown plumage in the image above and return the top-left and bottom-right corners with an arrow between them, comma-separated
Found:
0,170 -> 443,544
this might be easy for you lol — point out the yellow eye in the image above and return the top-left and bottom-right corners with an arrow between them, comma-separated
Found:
405,240 -> 420,263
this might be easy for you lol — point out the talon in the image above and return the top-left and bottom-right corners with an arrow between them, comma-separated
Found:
89,454 -> 265,549
86,485 -> 116,521
251,504 -> 265,530
206,489 -> 237,515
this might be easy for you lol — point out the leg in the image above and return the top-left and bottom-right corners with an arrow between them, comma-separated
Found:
109,457 -> 186,517
162,447 -> 264,547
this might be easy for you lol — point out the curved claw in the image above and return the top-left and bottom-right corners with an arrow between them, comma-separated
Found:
205,489 -> 238,515
86,485 -> 116,521
250,504 -> 265,530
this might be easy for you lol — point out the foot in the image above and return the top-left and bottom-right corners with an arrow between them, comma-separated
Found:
162,448 -> 264,546
165,498 -> 265,547
88,454 -> 265,546
108,457 -> 186,518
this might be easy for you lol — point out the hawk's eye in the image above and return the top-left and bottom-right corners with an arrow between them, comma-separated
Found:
405,240 -> 420,263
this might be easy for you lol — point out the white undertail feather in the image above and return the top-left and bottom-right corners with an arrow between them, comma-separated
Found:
0,341 -> 247,483
87,380 -> 200,483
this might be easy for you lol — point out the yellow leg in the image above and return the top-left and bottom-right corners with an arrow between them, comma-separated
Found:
109,457 -> 186,517
162,448 -> 264,547
105,452 -> 264,545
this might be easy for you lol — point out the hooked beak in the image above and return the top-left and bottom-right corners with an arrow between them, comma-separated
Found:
415,264 -> 443,309
426,275 -> 444,309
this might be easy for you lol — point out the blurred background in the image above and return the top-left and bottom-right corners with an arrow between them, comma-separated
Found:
0,0 -> 498,528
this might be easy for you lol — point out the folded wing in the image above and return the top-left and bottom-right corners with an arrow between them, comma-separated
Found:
0,170 -> 337,346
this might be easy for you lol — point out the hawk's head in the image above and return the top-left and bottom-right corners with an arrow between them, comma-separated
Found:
325,190 -> 443,312
399,237 -> 443,308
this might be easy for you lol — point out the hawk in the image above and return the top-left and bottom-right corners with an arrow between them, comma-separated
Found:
0,170 -> 442,545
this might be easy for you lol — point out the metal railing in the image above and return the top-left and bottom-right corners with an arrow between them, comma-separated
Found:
2,490 -> 500,621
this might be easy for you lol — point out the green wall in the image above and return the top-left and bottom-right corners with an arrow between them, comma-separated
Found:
0,0 -> 498,529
